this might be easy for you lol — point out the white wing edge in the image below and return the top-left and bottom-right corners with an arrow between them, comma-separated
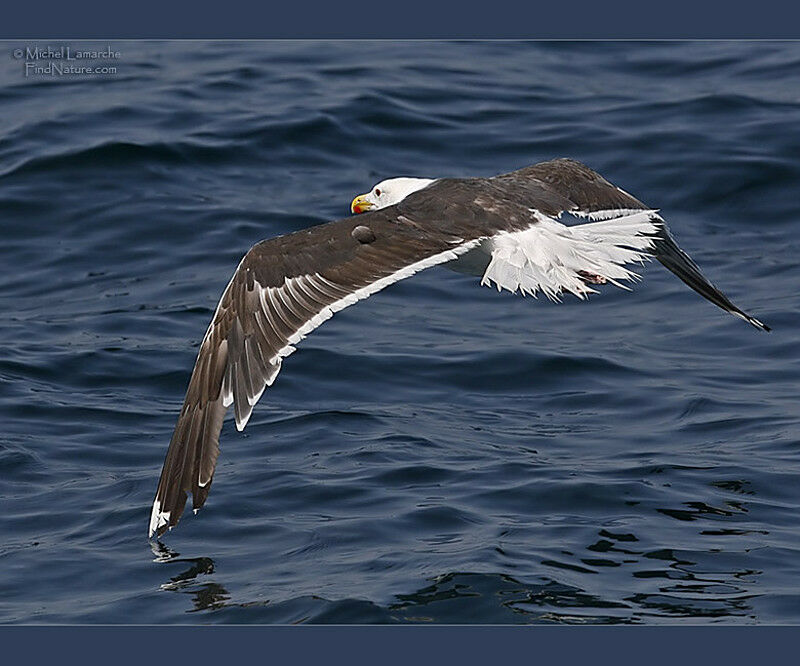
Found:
149,238 -> 483,539
226,238 -> 485,433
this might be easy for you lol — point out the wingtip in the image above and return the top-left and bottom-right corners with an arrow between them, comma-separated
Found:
149,500 -> 171,540
735,311 -> 771,332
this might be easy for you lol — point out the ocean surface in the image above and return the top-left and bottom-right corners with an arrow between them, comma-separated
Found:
0,41 -> 798,624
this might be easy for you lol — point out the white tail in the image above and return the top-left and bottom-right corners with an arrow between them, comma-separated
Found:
481,210 -> 663,301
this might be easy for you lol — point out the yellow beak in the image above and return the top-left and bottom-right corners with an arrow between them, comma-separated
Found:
351,194 -> 373,214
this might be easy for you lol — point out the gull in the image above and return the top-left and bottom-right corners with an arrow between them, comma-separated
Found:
149,158 -> 769,538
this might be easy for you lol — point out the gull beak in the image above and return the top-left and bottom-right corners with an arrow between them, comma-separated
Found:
351,194 -> 373,214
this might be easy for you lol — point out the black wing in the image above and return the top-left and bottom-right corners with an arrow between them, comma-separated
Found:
149,208 -> 489,538
494,158 -> 769,331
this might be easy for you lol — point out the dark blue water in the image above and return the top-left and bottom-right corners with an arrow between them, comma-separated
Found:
1,41 -> 798,624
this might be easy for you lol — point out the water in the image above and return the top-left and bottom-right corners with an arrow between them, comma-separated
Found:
0,40 -> 798,624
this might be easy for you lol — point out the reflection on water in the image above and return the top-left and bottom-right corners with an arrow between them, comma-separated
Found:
152,541 -> 230,612
154,515 -> 763,622
151,465 -> 766,623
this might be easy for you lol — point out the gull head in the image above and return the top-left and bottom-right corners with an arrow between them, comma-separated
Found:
351,177 -> 436,214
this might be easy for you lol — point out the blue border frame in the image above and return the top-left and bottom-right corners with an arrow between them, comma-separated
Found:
3,0 -> 800,661
4,625 -> 800,661
2,0 -> 800,38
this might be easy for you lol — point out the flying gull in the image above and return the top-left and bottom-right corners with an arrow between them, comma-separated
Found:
149,158 -> 769,538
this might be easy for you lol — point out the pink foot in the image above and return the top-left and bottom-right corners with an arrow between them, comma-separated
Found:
577,270 -> 607,285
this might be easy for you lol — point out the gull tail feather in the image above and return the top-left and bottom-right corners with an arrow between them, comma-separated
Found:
481,210 -> 660,300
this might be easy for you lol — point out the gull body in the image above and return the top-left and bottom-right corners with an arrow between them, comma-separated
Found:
150,159 -> 769,538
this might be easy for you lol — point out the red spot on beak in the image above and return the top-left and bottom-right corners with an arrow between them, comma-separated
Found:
351,195 -> 372,215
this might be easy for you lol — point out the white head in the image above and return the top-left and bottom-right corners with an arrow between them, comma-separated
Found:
351,177 -> 436,214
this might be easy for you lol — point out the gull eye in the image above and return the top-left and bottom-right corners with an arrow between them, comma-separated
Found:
375,189 -> 381,196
